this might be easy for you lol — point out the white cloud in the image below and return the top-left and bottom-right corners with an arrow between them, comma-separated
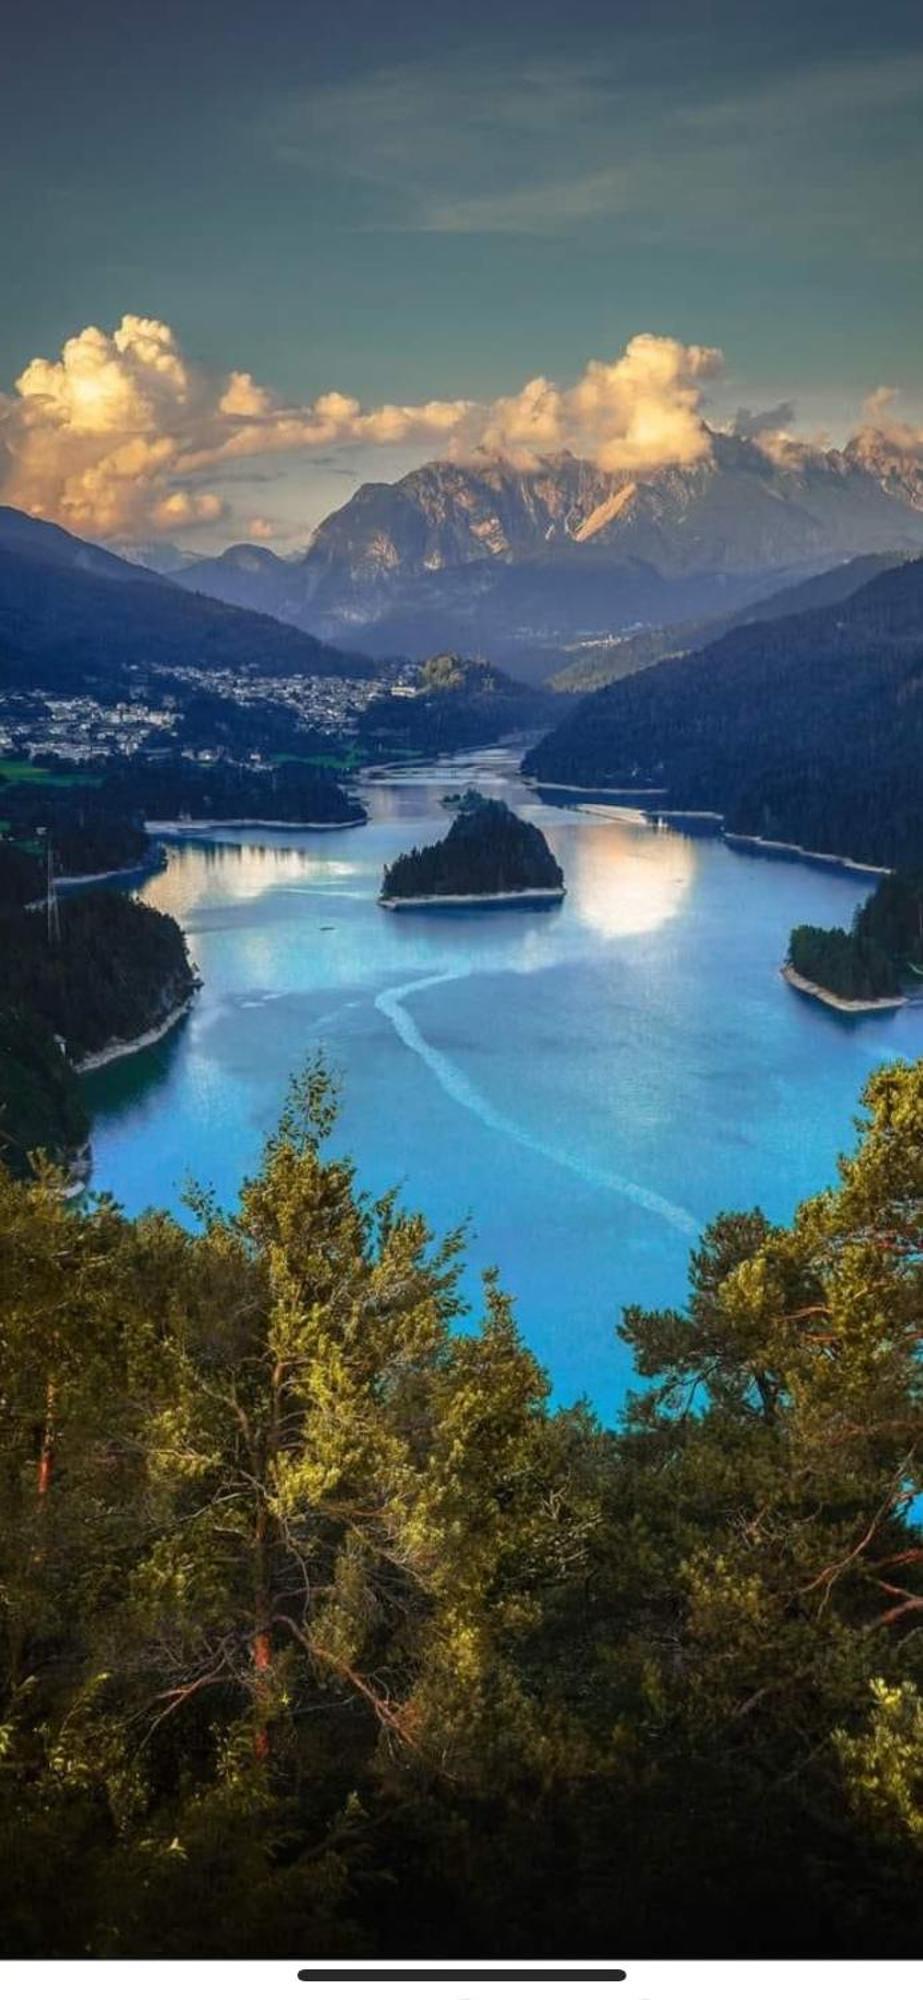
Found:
857,386 -> 923,455
0,314 -> 471,539
0,317 -> 728,539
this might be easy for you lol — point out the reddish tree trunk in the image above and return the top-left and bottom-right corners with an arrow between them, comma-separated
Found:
37,1380 -> 56,1497
252,1626 -> 272,1760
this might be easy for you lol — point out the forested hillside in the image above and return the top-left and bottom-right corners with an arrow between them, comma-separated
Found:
100,757 -> 366,826
358,652 -> 559,759
3,1061 -> 923,1954
0,537 -> 372,696
0,855 -> 195,1177
525,557 -> 923,866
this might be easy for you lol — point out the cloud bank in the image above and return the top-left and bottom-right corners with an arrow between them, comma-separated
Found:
0,317 -> 724,541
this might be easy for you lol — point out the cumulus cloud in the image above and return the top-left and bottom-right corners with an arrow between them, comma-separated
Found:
0,317 -> 724,541
0,313 -> 469,541
856,386 -> 923,455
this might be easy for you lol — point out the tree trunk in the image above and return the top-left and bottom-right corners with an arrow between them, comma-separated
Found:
37,1379 -> 56,1497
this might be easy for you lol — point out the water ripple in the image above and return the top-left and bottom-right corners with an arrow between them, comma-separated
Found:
374,970 -> 699,1239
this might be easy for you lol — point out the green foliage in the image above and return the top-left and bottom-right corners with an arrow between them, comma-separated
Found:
788,867 -> 923,1000
0,789 -> 150,876
0,1005 -> 89,1178
0,889 -> 195,1060
99,755 -> 365,827
0,837 -> 42,907
788,920 -> 898,1000
358,655 -> 554,761
4,1058 -> 923,1953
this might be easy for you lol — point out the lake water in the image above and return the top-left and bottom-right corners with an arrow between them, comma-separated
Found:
83,750 -> 923,1417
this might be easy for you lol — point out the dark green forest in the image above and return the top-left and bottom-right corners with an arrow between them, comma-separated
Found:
381,791 -> 564,900
0,864 -> 195,1177
359,654 -> 558,761
524,557 -> 923,868
0,1006 -> 89,1181
3,1061 -> 923,1956
0,758 -> 365,878
0,891 -> 195,1062
98,756 -> 366,827
0,785 -> 152,877
789,867 -> 923,1001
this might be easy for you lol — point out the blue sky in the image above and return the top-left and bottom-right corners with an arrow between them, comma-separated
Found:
2,0 -> 922,545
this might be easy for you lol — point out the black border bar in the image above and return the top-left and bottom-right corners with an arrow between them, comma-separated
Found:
298,1973 -> 627,1983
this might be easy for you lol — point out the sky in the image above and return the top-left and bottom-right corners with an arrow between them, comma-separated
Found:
1,0 -> 922,549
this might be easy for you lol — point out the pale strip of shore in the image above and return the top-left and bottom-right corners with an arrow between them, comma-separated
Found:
379,887 -> 566,910
55,841 -> 166,889
75,991 -> 197,1074
145,815 -> 365,834
648,810 -> 725,825
523,778 -> 668,798
781,962 -> 905,1014
576,804 -> 647,823
724,831 -> 889,875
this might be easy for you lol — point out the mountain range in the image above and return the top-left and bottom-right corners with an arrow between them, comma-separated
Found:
523,554 -> 923,869
152,429 -> 923,677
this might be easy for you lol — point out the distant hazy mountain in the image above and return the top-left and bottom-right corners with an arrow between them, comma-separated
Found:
523,555 -> 923,868
177,544 -> 305,621
550,550 -> 912,692
113,540 -> 204,576
0,506 -> 373,695
162,431 -> 923,677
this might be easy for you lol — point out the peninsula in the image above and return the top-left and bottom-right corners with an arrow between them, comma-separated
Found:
380,791 -> 565,909
784,869 -> 923,1012
0,854 -> 197,1183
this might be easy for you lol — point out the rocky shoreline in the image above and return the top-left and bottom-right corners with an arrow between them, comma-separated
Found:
379,886 -> 566,910
145,815 -> 365,834
55,839 -> 166,889
75,986 -> 199,1074
780,962 -> 905,1014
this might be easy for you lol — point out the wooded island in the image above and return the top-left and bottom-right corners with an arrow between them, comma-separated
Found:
380,790 -> 565,906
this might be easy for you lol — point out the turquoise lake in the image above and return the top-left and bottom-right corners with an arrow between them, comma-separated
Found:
83,750 -> 923,1418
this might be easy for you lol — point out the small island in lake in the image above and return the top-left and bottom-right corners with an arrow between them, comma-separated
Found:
784,868 -> 923,1012
380,791 -> 565,909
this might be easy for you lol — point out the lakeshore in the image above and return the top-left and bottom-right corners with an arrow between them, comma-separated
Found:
780,962 -> 906,1014
55,840 -> 166,889
379,886 -> 567,910
726,831 -> 889,877
525,779 -> 669,798
75,988 -> 198,1073
145,814 -> 366,834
